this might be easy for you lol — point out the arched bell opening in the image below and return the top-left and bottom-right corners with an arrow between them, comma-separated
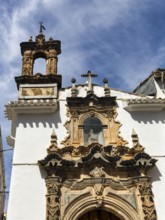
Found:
33,57 -> 46,75
78,209 -> 121,220
33,52 -> 47,75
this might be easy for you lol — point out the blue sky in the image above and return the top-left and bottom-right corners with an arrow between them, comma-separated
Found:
1,0 -> 165,209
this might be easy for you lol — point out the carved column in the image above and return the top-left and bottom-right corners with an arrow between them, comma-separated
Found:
46,50 -> 57,75
22,51 -> 33,76
46,177 -> 61,220
71,111 -> 80,146
135,177 -> 157,220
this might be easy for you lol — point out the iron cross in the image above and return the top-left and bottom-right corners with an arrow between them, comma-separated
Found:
81,70 -> 98,91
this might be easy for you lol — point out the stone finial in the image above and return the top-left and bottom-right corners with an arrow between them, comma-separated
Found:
71,78 -> 77,97
29,36 -> 33,42
103,78 -> 110,96
49,36 -> 53,41
132,128 -> 138,147
131,129 -> 144,152
47,129 -> 58,153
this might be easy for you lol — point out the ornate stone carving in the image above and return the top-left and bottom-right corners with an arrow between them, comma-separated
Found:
39,143 -> 157,175
62,92 -> 127,147
21,87 -> 54,97
95,197 -> 103,208
46,177 -> 61,220
20,31 -> 61,77
103,78 -> 110,97
36,33 -> 45,46
71,78 -> 77,97
47,129 -> 58,153
90,167 -> 105,178
93,183 -> 104,196
135,177 -> 157,220
38,131 -> 157,220
15,74 -> 62,91
131,128 -> 144,152
139,183 -> 157,220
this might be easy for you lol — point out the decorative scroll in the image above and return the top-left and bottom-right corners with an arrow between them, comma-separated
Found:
46,177 -> 61,220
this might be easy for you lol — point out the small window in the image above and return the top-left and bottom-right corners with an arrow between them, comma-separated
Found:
83,117 -> 104,146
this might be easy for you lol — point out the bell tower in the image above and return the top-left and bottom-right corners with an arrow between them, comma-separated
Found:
15,24 -> 62,101
21,23 -> 61,76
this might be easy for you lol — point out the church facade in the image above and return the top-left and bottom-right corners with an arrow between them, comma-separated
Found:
5,30 -> 165,220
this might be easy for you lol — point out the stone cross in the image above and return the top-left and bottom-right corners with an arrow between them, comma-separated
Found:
81,70 -> 98,91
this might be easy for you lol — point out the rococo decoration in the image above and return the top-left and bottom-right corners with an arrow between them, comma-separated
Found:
39,128 -> 157,220
38,74 -> 157,220
62,80 -> 127,148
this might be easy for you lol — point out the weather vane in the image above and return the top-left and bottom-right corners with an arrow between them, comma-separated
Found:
39,21 -> 46,33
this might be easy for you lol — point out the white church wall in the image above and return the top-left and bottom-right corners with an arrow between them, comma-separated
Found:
148,158 -> 165,219
13,101 -> 69,164
7,165 -> 46,220
117,100 -> 165,220
117,101 -> 165,155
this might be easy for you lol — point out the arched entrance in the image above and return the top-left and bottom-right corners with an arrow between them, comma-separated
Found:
78,210 -> 121,220
63,193 -> 139,220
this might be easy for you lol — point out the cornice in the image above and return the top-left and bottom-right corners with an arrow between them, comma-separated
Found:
5,99 -> 58,140
20,38 -> 61,56
15,74 -> 62,90
125,98 -> 165,112
5,99 -> 58,120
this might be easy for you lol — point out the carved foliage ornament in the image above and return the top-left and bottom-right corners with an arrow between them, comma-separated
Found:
138,181 -> 157,220
46,178 -> 61,220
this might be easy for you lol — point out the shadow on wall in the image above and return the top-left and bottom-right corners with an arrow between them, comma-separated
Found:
17,111 -> 62,129
38,166 -> 47,179
129,110 -> 165,124
148,165 -> 162,183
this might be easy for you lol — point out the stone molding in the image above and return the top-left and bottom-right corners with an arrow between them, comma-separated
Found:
125,98 -> 165,112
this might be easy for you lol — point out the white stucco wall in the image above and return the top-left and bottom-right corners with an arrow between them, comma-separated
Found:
7,85 -> 165,220
7,166 -> 46,220
117,101 -> 165,219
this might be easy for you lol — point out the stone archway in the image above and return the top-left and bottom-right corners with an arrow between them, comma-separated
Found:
78,209 -> 121,220
63,193 -> 139,220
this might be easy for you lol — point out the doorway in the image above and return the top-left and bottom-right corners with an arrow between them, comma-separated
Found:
78,210 -> 121,220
